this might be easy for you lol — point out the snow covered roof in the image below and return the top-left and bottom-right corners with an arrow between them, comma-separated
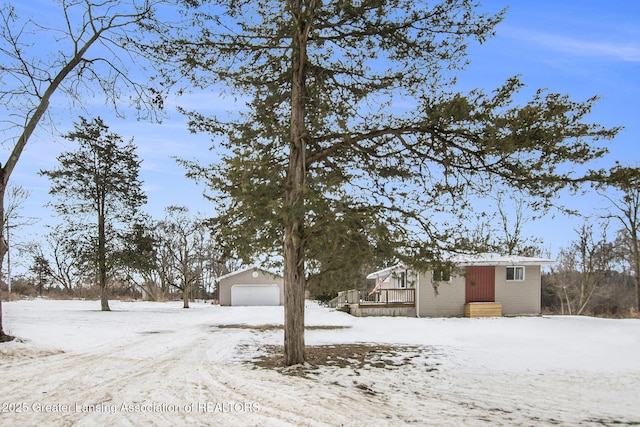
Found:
448,253 -> 555,266
365,264 -> 406,280
217,266 -> 283,281
366,253 -> 554,278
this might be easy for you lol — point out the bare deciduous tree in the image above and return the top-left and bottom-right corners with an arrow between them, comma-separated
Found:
549,222 -> 616,315
38,229 -> 79,293
157,206 -> 206,309
3,185 -> 38,294
600,166 -> 640,312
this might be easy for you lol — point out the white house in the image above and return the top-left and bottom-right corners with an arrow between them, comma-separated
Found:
364,253 -> 554,317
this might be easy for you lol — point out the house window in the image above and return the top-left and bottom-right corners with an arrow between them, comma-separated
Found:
396,271 -> 406,288
432,267 -> 451,282
506,266 -> 525,281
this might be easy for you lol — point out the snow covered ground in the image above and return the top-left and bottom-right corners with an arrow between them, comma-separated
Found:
1,299 -> 639,426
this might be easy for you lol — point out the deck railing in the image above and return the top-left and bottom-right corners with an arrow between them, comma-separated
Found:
360,288 -> 415,305
329,288 -> 416,308
327,289 -> 360,308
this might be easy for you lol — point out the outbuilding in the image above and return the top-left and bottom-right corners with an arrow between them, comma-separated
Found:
218,267 -> 284,306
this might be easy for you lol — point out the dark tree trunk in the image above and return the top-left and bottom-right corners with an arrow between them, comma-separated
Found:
183,282 -> 190,309
0,299 -> 13,342
0,181 -> 14,341
283,221 -> 306,365
183,246 -> 190,309
283,0 -> 312,366
634,242 -> 640,313
98,210 -> 110,311
631,221 -> 640,313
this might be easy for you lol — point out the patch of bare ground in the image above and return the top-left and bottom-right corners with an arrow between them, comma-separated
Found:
0,340 -> 64,361
249,343 -> 434,375
216,323 -> 445,399
213,323 -> 350,331
218,324 -> 440,379
0,334 -> 15,343
584,418 -> 640,426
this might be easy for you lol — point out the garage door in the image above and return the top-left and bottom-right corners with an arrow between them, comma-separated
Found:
231,284 -> 280,306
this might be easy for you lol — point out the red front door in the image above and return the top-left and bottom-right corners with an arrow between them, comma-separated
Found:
465,266 -> 495,303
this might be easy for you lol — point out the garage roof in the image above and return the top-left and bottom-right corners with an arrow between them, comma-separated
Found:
218,266 -> 283,281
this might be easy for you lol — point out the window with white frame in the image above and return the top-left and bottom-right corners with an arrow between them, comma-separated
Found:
396,271 -> 406,288
506,266 -> 525,281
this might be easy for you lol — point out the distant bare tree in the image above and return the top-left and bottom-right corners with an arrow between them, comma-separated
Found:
600,166 -> 640,312
458,192 -> 544,257
157,206 -> 205,309
3,185 -> 38,293
494,192 -> 544,256
42,226 -> 83,292
549,222 -> 616,315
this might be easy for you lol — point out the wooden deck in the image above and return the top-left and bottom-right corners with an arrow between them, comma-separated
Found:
328,288 -> 416,317
359,288 -> 415,306
329,288 -> 415,308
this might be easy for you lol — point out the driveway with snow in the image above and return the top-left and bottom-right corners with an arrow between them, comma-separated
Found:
1,299 -> 639,426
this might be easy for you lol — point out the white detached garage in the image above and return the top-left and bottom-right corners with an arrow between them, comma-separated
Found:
218,267 -> 284,306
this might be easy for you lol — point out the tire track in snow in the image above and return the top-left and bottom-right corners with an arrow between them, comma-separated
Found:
1,324 -> 392,426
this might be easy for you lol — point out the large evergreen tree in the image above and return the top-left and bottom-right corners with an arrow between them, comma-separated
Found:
40,117 -> 147,311
162,0 -> 619,365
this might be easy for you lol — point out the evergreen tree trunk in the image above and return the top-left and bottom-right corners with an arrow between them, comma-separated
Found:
100,283 -> 110,311
183,282 -> 190,309
283,222 -> 306,365
98,210 -> 110,312
183,245 -> 190,309
283,0 -> 312,366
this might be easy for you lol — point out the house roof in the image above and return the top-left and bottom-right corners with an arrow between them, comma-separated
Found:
449,253 -> 555,266
366,253 -> 554,278
365,264 -> 407,280
217,266 -> 283,281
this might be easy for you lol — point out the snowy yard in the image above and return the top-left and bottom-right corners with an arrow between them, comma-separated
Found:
1,299 -> 639,426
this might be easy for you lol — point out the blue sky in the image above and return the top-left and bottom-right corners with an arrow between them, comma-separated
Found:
457,0 -> 640,254
3,0 -> 640,272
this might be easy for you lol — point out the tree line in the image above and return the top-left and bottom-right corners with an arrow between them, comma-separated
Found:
543,221 -> 639,318
12,208 -> 234,305
4,117 -> 237,306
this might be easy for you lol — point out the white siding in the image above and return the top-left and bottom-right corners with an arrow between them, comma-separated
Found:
418,265 -> 542,317
219,268 -> 284,306
418,271 -> 466,317
495,265 -> 541,315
